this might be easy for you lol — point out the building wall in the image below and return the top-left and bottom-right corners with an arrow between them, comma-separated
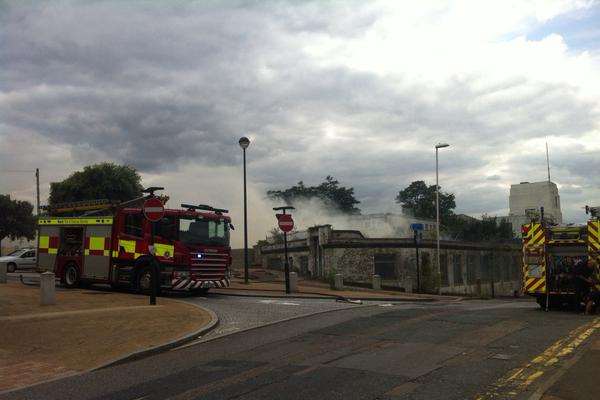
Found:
509,181 -> 562,225
258,229 -> 522,297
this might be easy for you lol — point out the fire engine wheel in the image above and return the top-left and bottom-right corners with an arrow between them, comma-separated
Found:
63,264 -> 80,288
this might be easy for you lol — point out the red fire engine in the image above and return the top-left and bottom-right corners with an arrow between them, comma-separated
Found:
36,192 -> 232,293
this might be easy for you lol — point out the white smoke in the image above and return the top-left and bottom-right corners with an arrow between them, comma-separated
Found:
269,197 -> 416,240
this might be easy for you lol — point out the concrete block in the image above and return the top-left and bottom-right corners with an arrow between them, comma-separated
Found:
334,273 -> 343,290
40,271 -> 56,305
0,263 -> 6,284
372,274 -> 381,290
289,272 -> 298,293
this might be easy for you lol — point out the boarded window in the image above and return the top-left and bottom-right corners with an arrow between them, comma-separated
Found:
299,256 -> 309,274
502,255 -> 511,282
124,213 -> 144,237
512,256 -> 522,280
440,254 -> 449,286
374,254 -> 396,279
453,254 -> 463,285
267,257 -> 283,270
467,255 -> 478,285
480,254 -> 491,283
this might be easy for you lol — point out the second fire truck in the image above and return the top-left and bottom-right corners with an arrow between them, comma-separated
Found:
36,192 -> 232,293
522,206 -> 600,309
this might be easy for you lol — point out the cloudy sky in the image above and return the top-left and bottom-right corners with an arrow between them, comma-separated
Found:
1,0 -> 599,247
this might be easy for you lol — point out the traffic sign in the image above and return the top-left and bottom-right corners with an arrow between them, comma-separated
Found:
410,223 -> 424,231
143,197 -> 165,222
276,213 -> 294,232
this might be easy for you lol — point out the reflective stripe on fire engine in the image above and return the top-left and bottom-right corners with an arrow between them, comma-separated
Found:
117,239 -> 145,259
38,217 -> 113,225
525,277 -> 546,293
84,236 -> 111,257
525,223 -> 545,246
524,255 -> 547,293
154,243 -> 174,258
588,220 -> 600,290
170,277 -> 230,290
38,235 -> 59,254
588,220 -> 600,254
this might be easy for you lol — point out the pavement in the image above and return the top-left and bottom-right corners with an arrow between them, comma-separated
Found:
214,276 -> 459,302
3,296 -> 599,400
0,282 -> 214,392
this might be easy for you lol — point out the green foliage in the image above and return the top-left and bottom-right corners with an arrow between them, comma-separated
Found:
395,180 -> 455,220
419,253 -> 440,294
0,195 -> 36,255
268,227 -> 298,244
446,215 -> 515,242
267,176 -> 361,215
49,163 -> 143,206
326,268 -> 338,290
396,181 -> 514,243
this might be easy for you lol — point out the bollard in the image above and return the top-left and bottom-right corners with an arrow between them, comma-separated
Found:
40,271 -> 56,306
372,274 -> 381,290
289,272 -> 298,293
0,263 -> 6,284
334,273 -> 343,290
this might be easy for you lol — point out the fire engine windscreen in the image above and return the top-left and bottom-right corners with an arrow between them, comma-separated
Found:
179,217 -> 230,247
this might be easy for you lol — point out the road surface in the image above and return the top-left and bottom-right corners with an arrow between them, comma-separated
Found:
2,298 -> 597,400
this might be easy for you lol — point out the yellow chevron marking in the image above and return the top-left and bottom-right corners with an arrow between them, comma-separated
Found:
589,235 -> 600,251
529,279 -> 546,292
531,230 -> 545,245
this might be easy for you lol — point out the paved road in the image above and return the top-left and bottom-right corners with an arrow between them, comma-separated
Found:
183,293 -> 365,341
2,298 -> 598,400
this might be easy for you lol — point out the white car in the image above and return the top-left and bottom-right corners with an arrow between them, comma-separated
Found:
0,248 -> 37,273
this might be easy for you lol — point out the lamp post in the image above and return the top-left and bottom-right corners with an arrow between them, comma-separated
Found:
239,136 -> 251,285
435,142 -> 449,292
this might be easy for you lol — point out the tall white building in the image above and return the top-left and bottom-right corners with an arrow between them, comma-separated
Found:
508,181 -> 562,235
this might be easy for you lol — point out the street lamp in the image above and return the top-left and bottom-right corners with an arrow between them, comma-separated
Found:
435,142 -> 449,292
239,136 -> 251,284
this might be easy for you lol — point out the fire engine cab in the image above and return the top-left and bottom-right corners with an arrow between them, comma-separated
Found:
36,193 -> 232,293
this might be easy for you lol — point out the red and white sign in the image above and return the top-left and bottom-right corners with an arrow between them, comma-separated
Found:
276,213 -> 294,232
143,197 -> 165,222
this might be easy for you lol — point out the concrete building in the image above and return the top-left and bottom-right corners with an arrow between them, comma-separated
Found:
257,225 -> 522,297
508,181 -> 562,236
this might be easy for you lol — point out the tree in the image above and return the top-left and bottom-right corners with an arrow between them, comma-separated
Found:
0,195 -> 36,256
395,180 -> 455,220
267,176 -> 361,214
447,215 -> 514,242
49,163 -> 143,206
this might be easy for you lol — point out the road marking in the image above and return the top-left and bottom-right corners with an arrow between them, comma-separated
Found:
475,317 -> 600,400
258,299 -> 300,306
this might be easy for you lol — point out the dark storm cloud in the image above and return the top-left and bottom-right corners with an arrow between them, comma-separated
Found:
1,1 -> 599,217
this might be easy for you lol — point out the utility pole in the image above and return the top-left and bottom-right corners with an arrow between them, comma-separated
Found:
435,143 -> 450,293
546,141 -> 551,182
35,168 -> 40,216
239,137 -> 251,284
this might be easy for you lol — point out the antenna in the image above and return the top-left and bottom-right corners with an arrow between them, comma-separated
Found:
546,141 -> 551,182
